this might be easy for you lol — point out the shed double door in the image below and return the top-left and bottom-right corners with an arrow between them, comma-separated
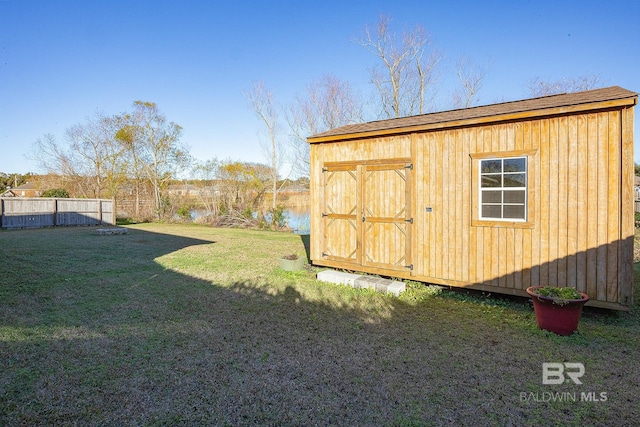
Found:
321,159 -> 413,273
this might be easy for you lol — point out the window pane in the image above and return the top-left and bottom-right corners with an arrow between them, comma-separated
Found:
481,175 -> 502,187
504,190 -> 525,203
503,158 -> 525,172
504,173 -> 526,187
481,160 -> 502,173
503,205 -> 525,219
482,191 -> 502,203
477,156 -> 528,222
482,205 -> 502,219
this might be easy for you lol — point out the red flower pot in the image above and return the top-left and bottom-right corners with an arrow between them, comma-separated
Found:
526,286 -> 589,336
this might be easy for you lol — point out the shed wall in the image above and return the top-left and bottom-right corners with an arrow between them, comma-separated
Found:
414,109 -> 633,309
310,106 -> 634,310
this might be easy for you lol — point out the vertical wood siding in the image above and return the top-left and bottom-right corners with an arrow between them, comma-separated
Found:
361,163 -> 411,271
310,136 -> 411,270
322,166 -> 358,262
310,106 -> 634,310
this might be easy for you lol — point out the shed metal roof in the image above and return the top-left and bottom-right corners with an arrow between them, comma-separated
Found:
308,86 -> 637,143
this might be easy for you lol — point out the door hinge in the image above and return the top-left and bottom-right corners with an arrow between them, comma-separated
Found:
322,252 -> 328,257
405,264 -> 414,270
405,218 -> 413,224
322,167 -> 328,172
322,212 -> 328,217
362,216 -> 366,222
405,164 -> 413,170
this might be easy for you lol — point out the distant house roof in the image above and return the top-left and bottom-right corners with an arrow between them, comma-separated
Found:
308,86 -> 638,143
167,184 -> 200,191
10,182 -> 40,191
1,182 -> 42,197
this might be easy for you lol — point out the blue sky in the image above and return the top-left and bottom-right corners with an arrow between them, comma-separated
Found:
0,0 -> 638,175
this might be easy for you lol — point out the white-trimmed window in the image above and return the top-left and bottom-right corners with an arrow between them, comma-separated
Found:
479,157 -> 527,221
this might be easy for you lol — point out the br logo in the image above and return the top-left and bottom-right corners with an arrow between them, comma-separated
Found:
542,362 -> 585,385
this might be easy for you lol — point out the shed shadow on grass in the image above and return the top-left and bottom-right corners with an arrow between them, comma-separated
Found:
0,226 -> 639,426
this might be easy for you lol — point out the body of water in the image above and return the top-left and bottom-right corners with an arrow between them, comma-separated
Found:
274,206 -> 310,234
190,206 -> 310,234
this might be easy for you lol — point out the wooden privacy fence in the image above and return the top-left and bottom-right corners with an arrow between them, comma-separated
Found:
0,198 -> 115,229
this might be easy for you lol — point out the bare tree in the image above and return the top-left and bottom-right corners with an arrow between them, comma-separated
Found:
31,112 -> 124,198
357,15 -> 442,118
191,158 -> 221,218
247,81 -> 283,210
31,102 -> 189,220
32,133 -> 76,188
210,160 -> 273,227
452,56 -> 489,109
527,74 -> 604,97
114,115 -> 147,219
287,75 -> 364,177
66,112 -> 126,198
116,101 -> 190,220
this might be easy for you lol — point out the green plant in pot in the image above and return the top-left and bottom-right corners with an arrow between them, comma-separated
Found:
526,286 -> 589,336
278,253 -> 306,272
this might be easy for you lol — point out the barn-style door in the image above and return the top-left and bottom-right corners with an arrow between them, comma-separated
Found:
321,159 -> 413,273
361,162 -> 412,272
322,164 -> 359,263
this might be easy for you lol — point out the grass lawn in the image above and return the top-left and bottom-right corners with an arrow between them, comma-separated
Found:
1,223 -> 639,426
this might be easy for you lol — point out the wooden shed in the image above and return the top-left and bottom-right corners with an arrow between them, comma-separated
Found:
308,86 -> 637,310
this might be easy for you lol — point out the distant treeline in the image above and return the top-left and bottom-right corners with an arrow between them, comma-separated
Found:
1,169 -> 309,226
